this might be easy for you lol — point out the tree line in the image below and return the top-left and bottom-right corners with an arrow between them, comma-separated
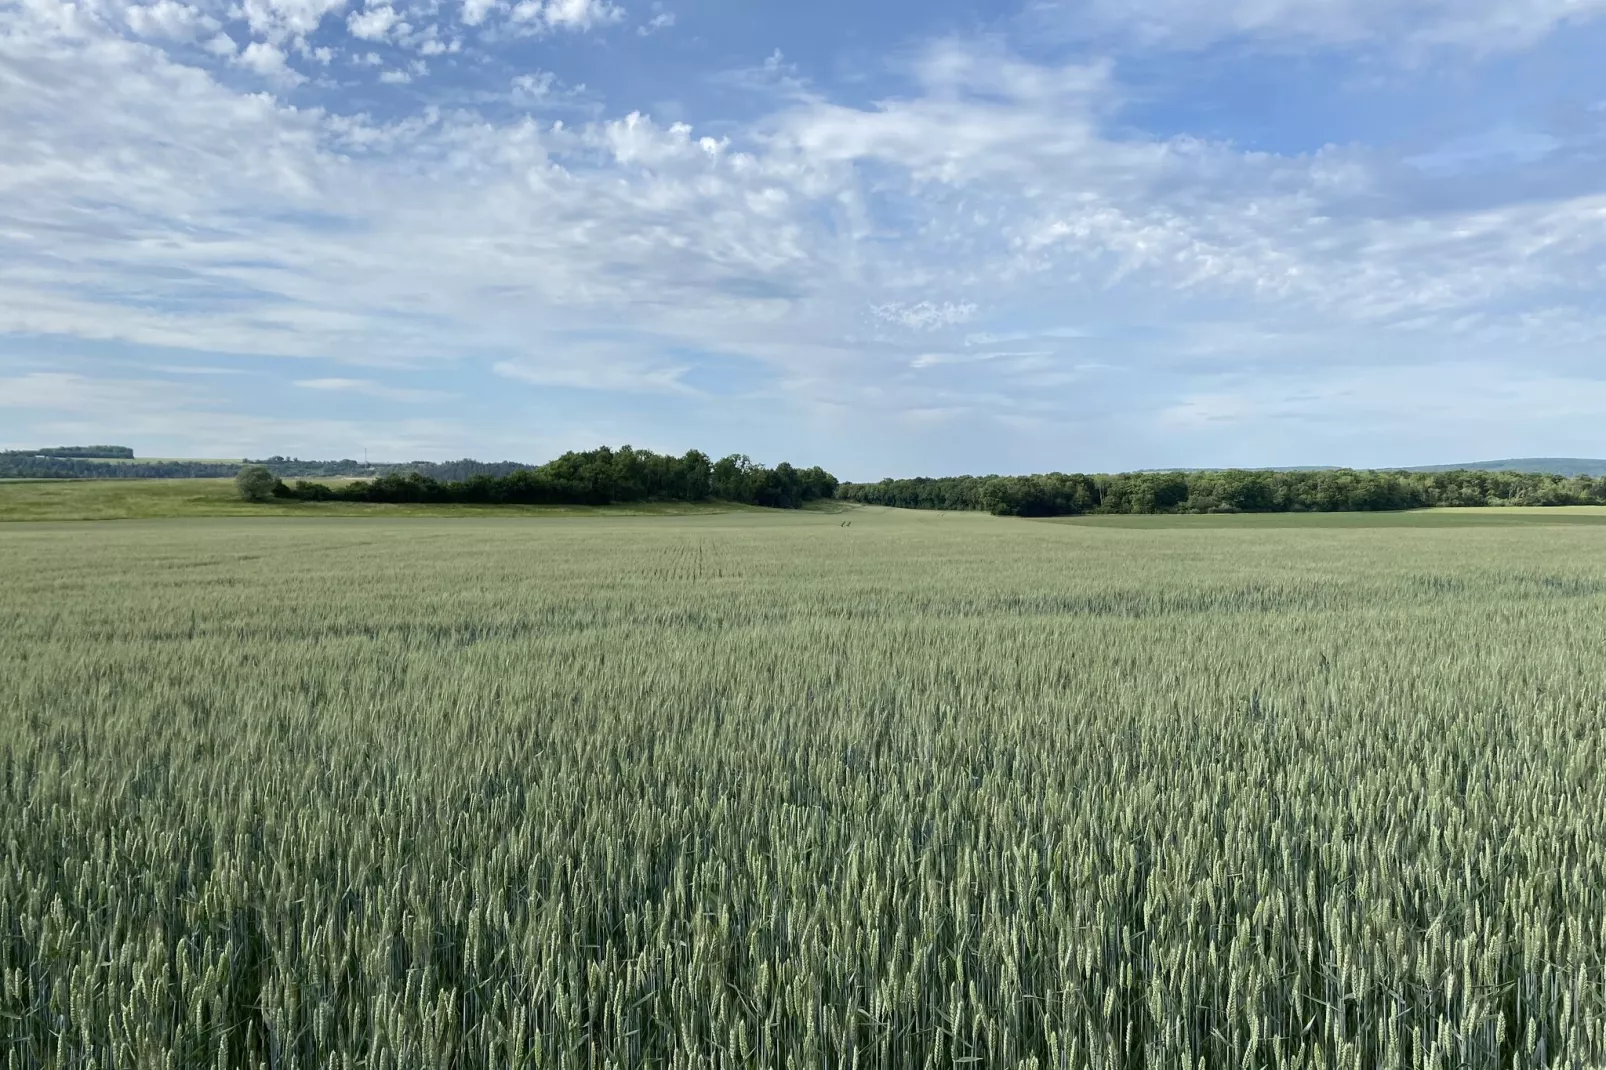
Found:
251,446 -> 839,509
2,449 -> 566,482
244,456 -> 379,477
393,459 -> 534,481
837,468 -> 1606,516
18,440 -> 1606,515
32,445 -> 134,459
243,457 -> 527,479
0,448 -> 367,480
0,453 -> 244,479
0,452 -> 523,481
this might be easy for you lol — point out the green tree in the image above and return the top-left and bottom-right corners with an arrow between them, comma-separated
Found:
235,465 -> 278,502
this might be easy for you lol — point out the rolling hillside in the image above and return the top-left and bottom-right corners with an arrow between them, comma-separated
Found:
1404,458 -> 1606,477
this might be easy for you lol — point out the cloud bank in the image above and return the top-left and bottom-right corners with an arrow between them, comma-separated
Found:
4,0 -> 1606,472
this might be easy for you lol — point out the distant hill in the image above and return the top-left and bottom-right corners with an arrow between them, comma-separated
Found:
1403,458 -> 1606,477
1140,466 -> 1346,473
1135,459 -> 1606,477
0,448 -> 537,482
0,448 -> 364,480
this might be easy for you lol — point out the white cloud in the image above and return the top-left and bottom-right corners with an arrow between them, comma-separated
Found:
769,45 -> 1117,186
461,0 -> 500,26
538,0 -> 621,30
413,32 -> 457,55
872,301 -> 980,331
238,0 -> 351,39
509,71 -> 555,101
347,3 -> 400,39
638,8 -> 674,35
493,358 -> 692,394
910,350 -> 1052,368
502,0 -> 621,31
712,49 -> 815,103
7,18 -> 1591,364
123,1 -> 218,41
236,41 -> 305,85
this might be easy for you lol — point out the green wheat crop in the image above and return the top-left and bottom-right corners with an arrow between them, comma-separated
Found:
2,509 -> 1603,1068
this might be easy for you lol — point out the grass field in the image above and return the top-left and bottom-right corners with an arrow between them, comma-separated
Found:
0,478 -> 763,521
1046,505 -> 1606,528
3,509 -> 1605,1067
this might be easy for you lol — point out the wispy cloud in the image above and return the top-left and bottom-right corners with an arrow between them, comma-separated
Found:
492,358 -> 691,395
910,350 -> 1052,368
152,364 -> 250,375
294,377 -> 449,402
964,327 -> 1091,346
4,0 -> 1606,469
872,302 -> 980,332
123,1 -> 219,41
637,7 -> 674,36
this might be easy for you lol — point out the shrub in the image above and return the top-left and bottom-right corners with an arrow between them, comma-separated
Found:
235,464 -> 278,502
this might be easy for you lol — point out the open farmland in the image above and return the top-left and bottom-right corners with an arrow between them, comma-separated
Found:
0,478 -> 756,522
2,509 -> 1605,1067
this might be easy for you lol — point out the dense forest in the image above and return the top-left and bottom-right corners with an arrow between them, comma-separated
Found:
269,446 -> 839,509
838,468 -> 1606,516
11,441 -> 1606,515
247,457 -> 534,479
0,453 -> 244,479
392,459 -> 535,481
33,445 -> 134,459
244,456 -> 378,478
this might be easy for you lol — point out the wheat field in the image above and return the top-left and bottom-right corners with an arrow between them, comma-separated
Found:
2,508 -> 1604,1068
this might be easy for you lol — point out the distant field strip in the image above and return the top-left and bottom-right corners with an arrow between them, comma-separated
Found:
0,478 -> 758,521
2,511 -> 1604,1067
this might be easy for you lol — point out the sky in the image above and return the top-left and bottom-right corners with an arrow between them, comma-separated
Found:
3,0 -> 1606,478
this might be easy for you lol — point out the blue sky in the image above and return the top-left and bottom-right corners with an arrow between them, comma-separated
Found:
4,0 -> 1606,478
